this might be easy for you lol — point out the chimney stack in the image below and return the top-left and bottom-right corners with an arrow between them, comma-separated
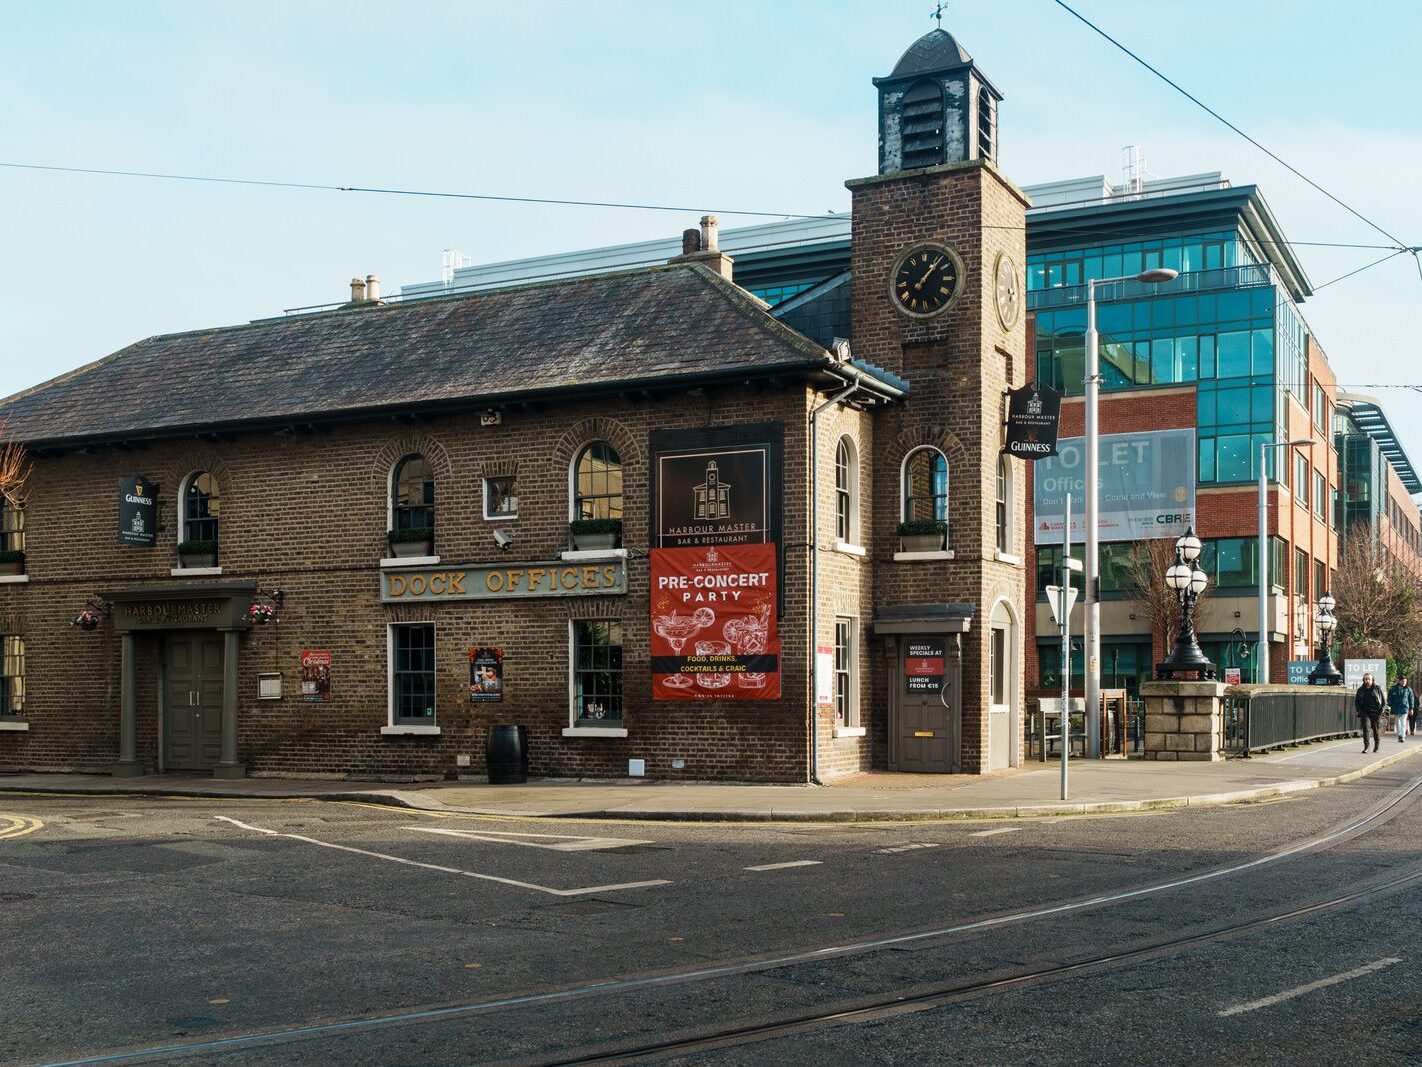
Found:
365,275 -> 381,302
350,276 -> 367,304
668,216 -> 734,282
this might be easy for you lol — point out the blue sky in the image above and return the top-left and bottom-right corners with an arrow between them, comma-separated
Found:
2,1 -> 1419,464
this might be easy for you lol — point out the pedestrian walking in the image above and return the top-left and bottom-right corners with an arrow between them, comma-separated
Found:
1388,675 -> 1416,743
1356,672 -> 1386,753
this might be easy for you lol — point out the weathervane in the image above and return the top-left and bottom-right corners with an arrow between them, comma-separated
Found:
932,1 -> 948,27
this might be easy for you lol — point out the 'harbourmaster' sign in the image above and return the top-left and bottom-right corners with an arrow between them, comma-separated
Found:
1002,382 -> 1062,458
381,559 -> 626,602
117,474 -> 158,547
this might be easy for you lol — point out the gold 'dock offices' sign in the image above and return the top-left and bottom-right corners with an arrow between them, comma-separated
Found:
382,559 -> 627,603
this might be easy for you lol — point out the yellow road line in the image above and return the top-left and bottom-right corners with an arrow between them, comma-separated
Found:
0,814 -> 44,840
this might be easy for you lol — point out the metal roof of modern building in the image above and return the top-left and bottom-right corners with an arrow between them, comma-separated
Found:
1338,391 -> 1422,494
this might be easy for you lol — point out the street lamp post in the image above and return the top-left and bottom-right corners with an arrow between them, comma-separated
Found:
1157,533 -> 1214,679
1256,438 -> 1316,683
1084,267 -> 1178,757
1310,590 -> 1342,685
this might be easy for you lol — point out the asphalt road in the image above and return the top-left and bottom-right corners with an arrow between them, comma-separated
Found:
2,769 -> 1420,1066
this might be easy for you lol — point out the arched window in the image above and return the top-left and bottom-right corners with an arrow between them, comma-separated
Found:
900,80 -> 945,170
902,447 -> 948,525
573,442 -> 623,521
180,472 -> 220,545
995,456 -> 1011,553
391,455 -> 434,533
834,436 -> 858,544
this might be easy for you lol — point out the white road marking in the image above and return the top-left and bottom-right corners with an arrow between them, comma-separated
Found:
1217,957 -> 1401,1017
744,860 -> 823,872
878,842 -> 942,854
970,826 -> 1023,837
1269,739 -> 1362,763
401,825 -> 652,852
212,816 -> 670,897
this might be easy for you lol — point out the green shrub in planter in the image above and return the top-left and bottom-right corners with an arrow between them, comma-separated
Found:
0,549 -> 23,563
896,520 -> 946,537
570,517 -> 622,550
177,540 -> 218,556
387,527 -> 434,545
569,518 -> 622,535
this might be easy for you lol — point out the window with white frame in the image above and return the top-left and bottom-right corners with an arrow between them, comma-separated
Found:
572,442 -> 623,521
484,475 -> 517,520
902,447 -> 948,524
180,471 -> 220,545
391,454 -> 435,533
834,617 -> 856,726
995,456 -> 1011,553
1293,452 -> 1309,509
390,623 -> 436,726
1,635 -> 25,718
572,620 -> 623,725
1313,472 -> 1326,519
835,436 -> 858,543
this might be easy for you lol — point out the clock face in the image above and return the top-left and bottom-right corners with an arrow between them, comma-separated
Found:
994,252 -> 1020,330
890,243 -> 964,319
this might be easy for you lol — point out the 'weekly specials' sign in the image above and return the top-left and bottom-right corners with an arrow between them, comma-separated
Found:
381,560 -> 626,602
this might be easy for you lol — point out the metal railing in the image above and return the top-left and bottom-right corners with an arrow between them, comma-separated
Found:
1027,263 -> 1276,311
1223,688 -> 1353,756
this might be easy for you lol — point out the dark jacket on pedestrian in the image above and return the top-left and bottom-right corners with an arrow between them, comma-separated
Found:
1356,683 -> 1386,717
1388,683 -> 1416,716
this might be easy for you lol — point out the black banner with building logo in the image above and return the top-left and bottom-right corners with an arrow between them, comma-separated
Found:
1002,382 -> 1063,459
117,474 -> 158,547
650,422 -> 784,614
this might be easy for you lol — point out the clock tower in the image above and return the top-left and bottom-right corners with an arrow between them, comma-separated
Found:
850,27 -> 1030,774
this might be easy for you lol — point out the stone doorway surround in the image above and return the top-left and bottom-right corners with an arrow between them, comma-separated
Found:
101,581 -> 255,780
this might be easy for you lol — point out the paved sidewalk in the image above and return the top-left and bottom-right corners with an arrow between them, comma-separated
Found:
3,736 -> 1419,822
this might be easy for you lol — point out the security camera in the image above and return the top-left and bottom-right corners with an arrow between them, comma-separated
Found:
493,529 -> 514,551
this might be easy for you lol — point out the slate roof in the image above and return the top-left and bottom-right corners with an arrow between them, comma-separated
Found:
886,29 -> 973,79
0,262 -> 850,448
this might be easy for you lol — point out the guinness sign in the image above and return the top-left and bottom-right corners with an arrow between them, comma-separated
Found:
117,474 -> 158,547
1002,382 -> 1062,459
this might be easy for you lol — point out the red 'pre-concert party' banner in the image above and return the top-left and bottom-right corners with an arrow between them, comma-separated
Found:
650,542 -> 780,700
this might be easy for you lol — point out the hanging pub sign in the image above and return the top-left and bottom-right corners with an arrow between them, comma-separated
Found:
1002,382 -> 1063,459
300,649 -> 332,702
905,638 -> 946,692
117,474 -> 158,547
650,542 -> 780,700
468,647 -> 504,702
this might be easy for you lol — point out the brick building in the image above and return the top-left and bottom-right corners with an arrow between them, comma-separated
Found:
0,28 -> 1035,783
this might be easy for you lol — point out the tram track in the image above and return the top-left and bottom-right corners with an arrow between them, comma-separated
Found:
28,768 -> 1422,1067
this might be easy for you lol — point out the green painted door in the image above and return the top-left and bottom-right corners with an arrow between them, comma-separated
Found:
165,634 -> 224,770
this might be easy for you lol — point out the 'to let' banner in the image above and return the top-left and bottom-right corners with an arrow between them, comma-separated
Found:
651,543 -> 780,700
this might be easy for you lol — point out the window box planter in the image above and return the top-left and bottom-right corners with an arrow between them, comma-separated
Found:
897,520 -> 946,553
0,550 -> 23,576
569,518 -> 621,552
388,527 -> 434,558
176,540 -> 217,568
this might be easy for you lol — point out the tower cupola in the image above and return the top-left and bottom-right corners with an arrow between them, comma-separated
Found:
873,28 -> 1003,174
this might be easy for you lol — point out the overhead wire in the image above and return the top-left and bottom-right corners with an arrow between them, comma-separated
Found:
1051,0 -> 1413,252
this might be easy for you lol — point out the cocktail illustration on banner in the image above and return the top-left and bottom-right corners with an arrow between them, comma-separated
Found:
694,640 -> 734,689
653,606 -> 716,689
724,601 -> 772,688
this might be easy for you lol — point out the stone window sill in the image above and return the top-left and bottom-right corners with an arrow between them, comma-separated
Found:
380,724 -> 441,736
562,726 -> 629,738
832,540 -> 867,557
0,574 -> 29,584
833,725 -> 867,738
172,566 -> 222,577
560,548 -> 629,562
380,555 -> 440,569
893,550 -> 955,562
0,719 -> 29,731
995,551 -> 1022,566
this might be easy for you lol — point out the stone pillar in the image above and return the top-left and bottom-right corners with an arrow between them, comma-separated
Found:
1140,680 -> 1227,761
213,628 -> 246,780
111,632 -> 145,777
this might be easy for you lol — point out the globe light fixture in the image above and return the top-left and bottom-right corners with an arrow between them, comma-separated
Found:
1309,590 -> 1342,686
1157,548 -> 1216,679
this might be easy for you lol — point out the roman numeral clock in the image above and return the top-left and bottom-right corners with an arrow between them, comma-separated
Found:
889,242 -> 966,319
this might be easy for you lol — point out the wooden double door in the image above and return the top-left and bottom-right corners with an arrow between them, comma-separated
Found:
164,633 -> 225,771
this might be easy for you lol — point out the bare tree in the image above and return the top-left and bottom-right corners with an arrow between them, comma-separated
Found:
1121,538 -> 1205,654
1332,523 -> 1422,662
0,423 -> 30,509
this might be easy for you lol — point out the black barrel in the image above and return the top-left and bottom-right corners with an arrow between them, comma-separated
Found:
486,724 -> 529,785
